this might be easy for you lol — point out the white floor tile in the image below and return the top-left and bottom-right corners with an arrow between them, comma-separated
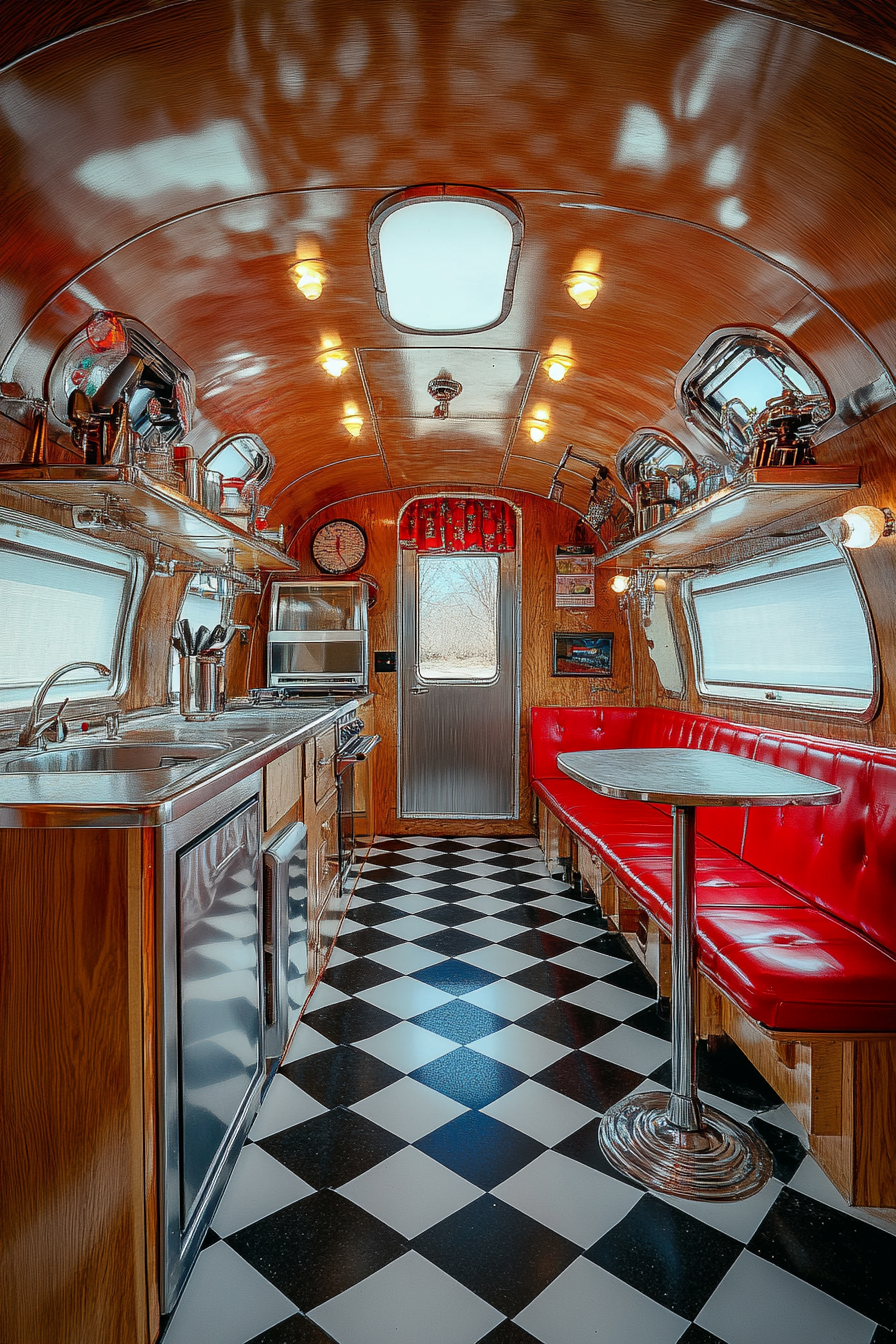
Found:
455,877 -> 514,895
515,1257 -> 687,1344
336,916 -> 367,935
304,980 -> 350,1011
395,861 -> 443,876
657,1175 -> 783,1244
282,1023 -> 335,1065
762,1101 -> 809,1143
582,1024 -> 671,1074
397,847 -> 447,860
455,914 -> 524,943
461,980 -> 552,1021
390,877 -> 442,893
355,975 -> 453,1018
455,861 -> 505,877
211,1143 -> 313,1237
457,894 -> 518,914
549,946 -> 629,978
698,1089 -> 756,1126
350,1076 -> 469,1142
357,1021 -> 460,1072
374,913 -> 443,941
469,1024 -> 571,1075
326,946 -> 357,967
696,1251 -> 877,1344
788,1154 -> 896,1238
522,877 -> 573,894
309,1251 -> 503,1344
538,917 -> 604,945
562,980 -> 653,1021
492,1150 -> 643,1247
337,1145 -> 482,1238
453,836 -> 502,846
383,893 -> 442,913
249,1074 -> 327,1140
526,893 -> 590,915
368,943 -> 447,974
482,1080 -> 596,1146
162,1241 -> 296,1344
456,944 -> 541,976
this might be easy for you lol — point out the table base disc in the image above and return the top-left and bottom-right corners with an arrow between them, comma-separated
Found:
599,1090 -> 773,1201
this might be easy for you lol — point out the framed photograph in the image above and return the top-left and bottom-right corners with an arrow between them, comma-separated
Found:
552,631 -> 614,677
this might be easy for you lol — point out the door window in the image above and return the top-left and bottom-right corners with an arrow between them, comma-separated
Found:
417,554 -> 499,681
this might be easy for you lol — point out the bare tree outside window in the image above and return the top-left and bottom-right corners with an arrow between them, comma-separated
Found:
417,554 -> 499,680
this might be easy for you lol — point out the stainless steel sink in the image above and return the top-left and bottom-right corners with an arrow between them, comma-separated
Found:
0,742 -> 232,773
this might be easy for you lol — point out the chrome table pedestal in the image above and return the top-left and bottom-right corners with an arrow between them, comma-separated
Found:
558,748 -> 840,1202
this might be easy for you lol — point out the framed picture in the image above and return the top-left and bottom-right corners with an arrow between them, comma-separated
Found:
553,631 -> 614,677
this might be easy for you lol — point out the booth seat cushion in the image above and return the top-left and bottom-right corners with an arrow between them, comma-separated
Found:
696,907 -> 896,1033
614,853 -> 809,931
529,707 -> 641,781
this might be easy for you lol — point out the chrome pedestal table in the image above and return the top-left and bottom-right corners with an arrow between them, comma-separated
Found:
558,747 -> 840,1201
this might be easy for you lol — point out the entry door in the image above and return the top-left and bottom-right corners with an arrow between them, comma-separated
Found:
400,546 -> 519,818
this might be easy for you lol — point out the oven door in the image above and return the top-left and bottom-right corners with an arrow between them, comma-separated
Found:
336,735 -> 380,874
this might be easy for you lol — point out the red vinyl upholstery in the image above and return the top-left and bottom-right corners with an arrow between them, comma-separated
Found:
530,706 -> 896,1033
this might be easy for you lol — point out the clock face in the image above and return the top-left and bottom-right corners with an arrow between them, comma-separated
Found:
311,519 -> 368,574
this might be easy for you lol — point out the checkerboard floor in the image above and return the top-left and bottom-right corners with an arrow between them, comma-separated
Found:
161,835 -> 896,1344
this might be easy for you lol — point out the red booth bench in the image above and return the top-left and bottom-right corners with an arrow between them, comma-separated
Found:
530,705 -> 896,1210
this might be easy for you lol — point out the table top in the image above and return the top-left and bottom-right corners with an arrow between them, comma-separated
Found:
558,748 -> 841,808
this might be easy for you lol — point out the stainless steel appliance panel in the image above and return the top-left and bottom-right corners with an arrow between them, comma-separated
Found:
262,820 -> 308,1060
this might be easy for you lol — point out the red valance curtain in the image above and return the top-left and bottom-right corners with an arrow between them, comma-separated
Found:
399,497 -> 517,553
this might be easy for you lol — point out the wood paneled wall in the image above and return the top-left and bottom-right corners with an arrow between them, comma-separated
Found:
628,405 -> 896,748
289,489 -> 632,836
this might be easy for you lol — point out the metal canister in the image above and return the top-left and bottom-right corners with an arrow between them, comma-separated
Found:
179,655 -> 221,720
202,470 -> 223,514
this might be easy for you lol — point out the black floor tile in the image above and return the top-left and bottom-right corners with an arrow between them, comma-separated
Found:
417,852 -> 484,868
413,927 -> 490,956
200,1226 -> 220,1249
749,1186 -> 896,1328
651,1038 -> 781,1113
413,1194 -> 579,1316
873,1327 -> 896,1343
585,1194 -> 742,1319
416,903 -> 484,927
625,1002 -> 673,1042
560,903 -> 608,930
301,998 -> 400,1045
345,902 -> 410,928
411,999 -> 511,1045
515,1000 -> 617,1049
409,1046 -> 527,1109
415,1110 -> 545,1189
350,882 -> 401,902
500,929 -> 576,961
508,960 -> 595,999
228,1190 -> 407,1312
675,1326 -> 728,1344
587,930 -> 635,962
750,1116 -> 807,1184
492,904 -> 559,928
246,1313 -> 336,1343
602,959 -> 658,996
281,1045 -> 403,1108
552,1117 -> 645,1191
411,958 -> 499,995
258,1107 -> 405,1189
322,957 -> 400,995
534,1050 -> 644,1112
336,926 -> 402,958
476,1321 -> 544,1344
413,883 -> 483,903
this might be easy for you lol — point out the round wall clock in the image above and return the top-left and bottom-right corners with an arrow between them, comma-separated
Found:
311,519 -> 368,574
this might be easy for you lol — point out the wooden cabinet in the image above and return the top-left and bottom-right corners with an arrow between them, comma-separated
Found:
264,742 -> 303,833
313,724 -> 337,805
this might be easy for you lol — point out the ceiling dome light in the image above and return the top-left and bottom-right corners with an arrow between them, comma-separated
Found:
653,575 -> 667,592
528,404 -> 550,442
544,355 -> 572,382
289,259 -> 325,300
320,352 -> 349,378
565,270 -> 603,309
341,403 -> 364,438
368,184 -> 524,334
529,424 -> 546,443
610,573 -> 630,594
839,506 -> 894,549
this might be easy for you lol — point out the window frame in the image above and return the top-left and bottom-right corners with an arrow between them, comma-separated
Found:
682,537 -> 880,722
415,551 -> 502,686
0,508 -> 145,708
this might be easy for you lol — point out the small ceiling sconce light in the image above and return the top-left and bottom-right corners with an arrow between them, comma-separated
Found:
341,402 -> 364,438
528,405 -> 550,443
289,259 -> 325,300
610,573 -> 630,594
836,506 -> 895,549
653,574 -> 667,592
428,370 -> 463,419
565,248 -> 603,310
543,354 -> 573,382
320,351 -> 349,378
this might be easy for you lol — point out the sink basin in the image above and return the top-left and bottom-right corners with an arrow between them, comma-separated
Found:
0,742 -> 231,773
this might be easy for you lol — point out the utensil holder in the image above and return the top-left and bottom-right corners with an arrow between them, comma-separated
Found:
179,655 -> 221,720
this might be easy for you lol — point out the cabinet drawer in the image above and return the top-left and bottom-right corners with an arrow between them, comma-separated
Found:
314,726 -> 337,805
265,743 -> 303,832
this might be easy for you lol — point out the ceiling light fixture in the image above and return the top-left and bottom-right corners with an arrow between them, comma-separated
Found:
341,402 -> 364,438
289,259 -> 325,300
320,352 -> 349,378
565,270 -> 603,309
368,184 -> 524,334
528,405 -> 550,443
610,573 -> 630,593
837,505 -> 895,549
428,370 -> 463,419
543,355 -> 573,382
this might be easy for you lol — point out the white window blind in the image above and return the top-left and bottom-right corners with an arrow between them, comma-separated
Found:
0,515 -> 140,708
686,540 -> 876,714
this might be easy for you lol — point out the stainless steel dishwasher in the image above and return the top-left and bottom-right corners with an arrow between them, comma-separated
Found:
158,773 -> 266,1313
263,819 -> 308,1061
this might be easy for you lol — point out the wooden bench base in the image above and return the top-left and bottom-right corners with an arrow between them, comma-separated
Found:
570,830 -> 896,1211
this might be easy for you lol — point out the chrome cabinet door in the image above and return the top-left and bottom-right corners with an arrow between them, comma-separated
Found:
399,546 -> 520,819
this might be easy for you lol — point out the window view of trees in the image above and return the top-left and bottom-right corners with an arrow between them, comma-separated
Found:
417,554 -> 499,680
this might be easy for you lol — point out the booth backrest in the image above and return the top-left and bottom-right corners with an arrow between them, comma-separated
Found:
530,706 -> 896,956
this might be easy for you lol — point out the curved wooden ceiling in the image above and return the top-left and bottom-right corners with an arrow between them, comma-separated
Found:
1,0 -> 894,527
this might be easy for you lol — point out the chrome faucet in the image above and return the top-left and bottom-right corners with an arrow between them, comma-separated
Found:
17,661 -> 112,749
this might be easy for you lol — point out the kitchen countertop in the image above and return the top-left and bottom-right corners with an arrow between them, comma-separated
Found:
0,699 -> 355,829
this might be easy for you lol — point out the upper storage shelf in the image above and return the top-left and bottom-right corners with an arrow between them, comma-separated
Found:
0,464 -> 298,571
595,465 -> 860,565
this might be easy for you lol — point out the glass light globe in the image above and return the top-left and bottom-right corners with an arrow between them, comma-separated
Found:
610,573 -> 629,593
841,506 -> 887,549
321,353 -> 349,378
565,271 -> 603,309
